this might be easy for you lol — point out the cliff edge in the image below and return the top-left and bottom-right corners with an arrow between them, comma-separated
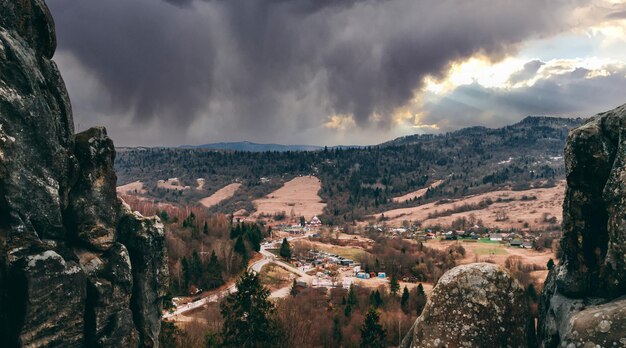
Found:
0,1 -> 169,346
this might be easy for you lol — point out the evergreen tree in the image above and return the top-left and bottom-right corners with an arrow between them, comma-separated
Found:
332,314 -> 342,344
347,284 -> 358,306
190,251 -> 202,286
344,303 -> 353,318
289,279 -> 299,297
360,307 -> 386,348
547,258 -> 555,270
279,238 -> 292,259
220,271 -> 281,347
527,284 -> 538,303
369,290 -> 383,308
401,286 -> 410,313
205,251 -> 224,290
181,257 -> 190,290
389,274 -> 400,296
203,221 -> 209,235
159,210 -> 170,223
415,283 -> 427,316
234,235 -> 248,259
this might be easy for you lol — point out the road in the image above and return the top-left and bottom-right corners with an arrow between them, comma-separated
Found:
163,235 -> 311,320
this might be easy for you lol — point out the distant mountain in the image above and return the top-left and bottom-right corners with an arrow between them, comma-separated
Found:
116,115 -> 585,224
384,116 -> 585,147
181,141 -> 322,152
180,141 -> 362,152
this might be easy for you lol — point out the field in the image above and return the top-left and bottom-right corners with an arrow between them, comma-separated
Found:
259,264 -> 294,292
252,176 -> 326,219
392,180 -> 444,203
116,180 -> 146,195
157,178 -> 190,191
199,183 -> 242,208
305,241 -> 370,260
373,181 -> 565,230
424,239 -> 554,284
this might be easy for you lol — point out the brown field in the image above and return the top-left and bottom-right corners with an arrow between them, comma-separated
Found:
374,181 -> 565,230
392,180 -> 444,203
259,264 -> 294,292
252,176 -> 326,219
198,183 -> 242,208
157,178 -> 190,191
116,180 -> 146,195
425,239 -> 554,284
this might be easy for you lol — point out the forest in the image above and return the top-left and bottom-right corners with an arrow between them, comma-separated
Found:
115,116 -> 582,224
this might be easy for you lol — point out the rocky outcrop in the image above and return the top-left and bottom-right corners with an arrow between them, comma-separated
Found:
538,103 -> 626,348
0,0 -> 169,347
405,263 -> 535,348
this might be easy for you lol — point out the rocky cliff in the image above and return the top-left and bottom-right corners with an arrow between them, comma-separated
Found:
403,105 -> 626,348
0,0 -> 169,347
538,103 -> 626,347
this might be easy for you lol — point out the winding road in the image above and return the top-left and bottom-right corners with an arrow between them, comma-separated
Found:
163,236 -> 311,320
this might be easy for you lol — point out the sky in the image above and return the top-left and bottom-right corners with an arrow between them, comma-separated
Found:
47,0 -> 626,147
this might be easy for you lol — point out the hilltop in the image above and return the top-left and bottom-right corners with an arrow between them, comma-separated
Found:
115,116 -> 584,224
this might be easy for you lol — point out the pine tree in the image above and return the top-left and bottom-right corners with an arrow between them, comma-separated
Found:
205,251 -> 224,290
401,286 -> 410,313
347,284 -> 358,306
279,238 -> 292,259
360,307 -> 386,348
389,274 -> 400,296
234,235 -> 247,258
332,314 -> 342,344
547,258 -> 555,270
181,257 -> 190,290
289,279 -> 299,297
415,283 -> 427,316
220,271 -> 281,347
203,221 -> 209,235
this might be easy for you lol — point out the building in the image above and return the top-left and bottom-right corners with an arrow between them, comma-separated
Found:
309,215 -> 322,228
489,233 -> 504,241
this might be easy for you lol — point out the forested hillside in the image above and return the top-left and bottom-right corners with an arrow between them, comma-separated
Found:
115,116 -> 583,224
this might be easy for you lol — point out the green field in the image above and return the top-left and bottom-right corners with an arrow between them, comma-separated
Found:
473,247 -> 508,256
312,244 -> 369,260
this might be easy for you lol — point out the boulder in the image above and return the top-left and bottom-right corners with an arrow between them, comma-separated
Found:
410,263 -> 535,348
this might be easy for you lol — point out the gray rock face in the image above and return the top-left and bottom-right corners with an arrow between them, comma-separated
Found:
0,0 -> 169,346
538,103 -> 626,347
411,263 -> 535,348
68,127 -> 119,251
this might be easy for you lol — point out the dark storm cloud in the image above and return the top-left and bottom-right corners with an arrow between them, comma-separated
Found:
420,64 -> 626,130
47,0 -> 588,145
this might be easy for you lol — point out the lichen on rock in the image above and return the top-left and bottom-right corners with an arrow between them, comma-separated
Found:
409,263 -> 536,348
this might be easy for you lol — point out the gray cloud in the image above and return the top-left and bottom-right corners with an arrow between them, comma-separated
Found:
47,0 -> 589,146
508,60 -> 545,85
420,64 -> 626,130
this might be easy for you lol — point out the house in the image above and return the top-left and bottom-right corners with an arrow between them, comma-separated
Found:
522,241 -> 534,249
489,233 -> 504,241
377,272 -> 386,279
509,240 -> 523,247
309,216 -> 322,228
